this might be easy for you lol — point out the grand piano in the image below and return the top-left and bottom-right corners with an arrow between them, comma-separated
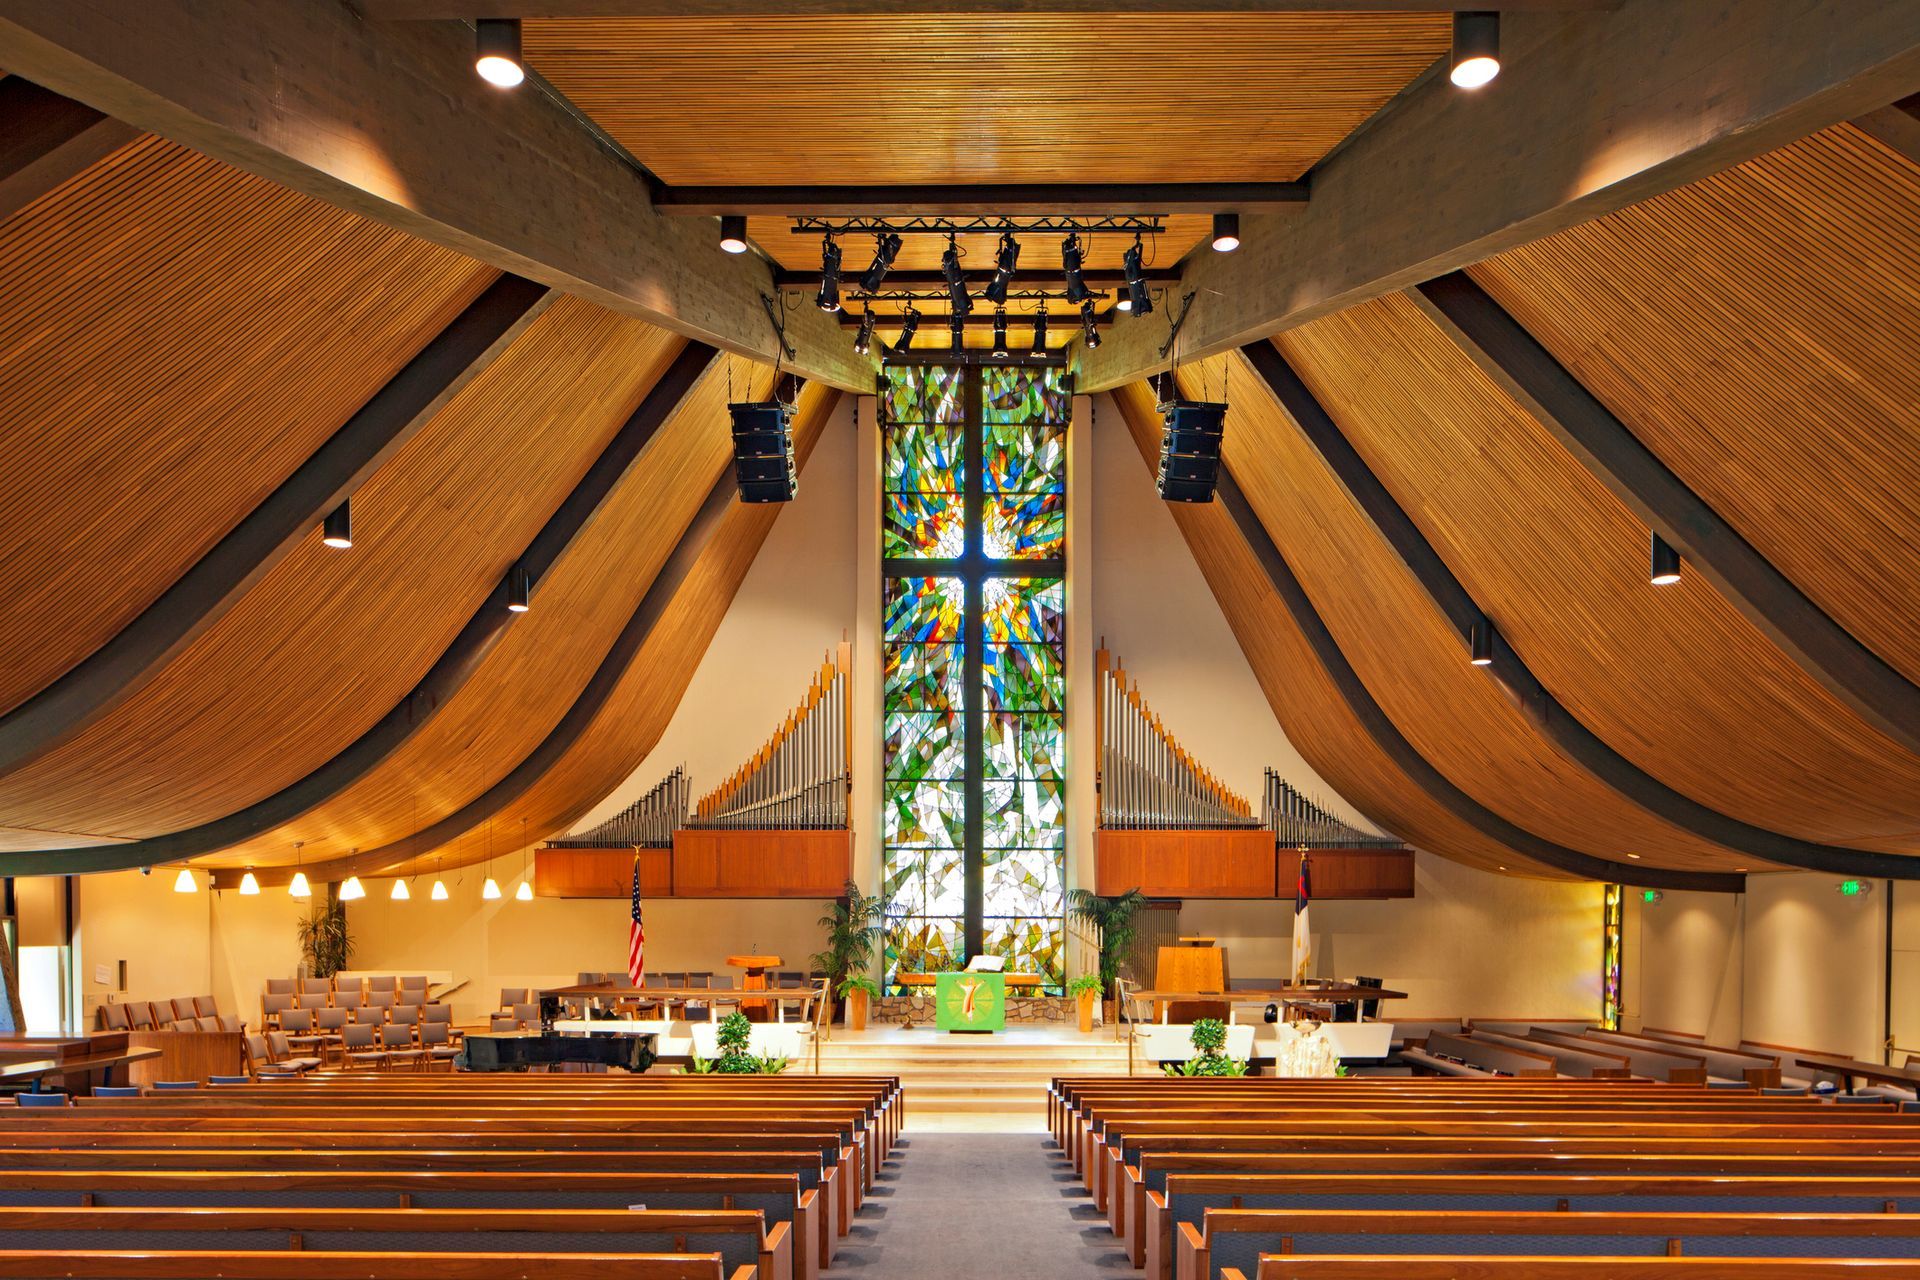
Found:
457,1030 -> 657,1073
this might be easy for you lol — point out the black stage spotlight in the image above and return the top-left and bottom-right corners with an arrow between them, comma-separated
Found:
983,230 -> 1020,306
816,235 -> 842,313
1211,212 -> 1241,253
729,399 -> 799,503
1079,299 -> 1101,350
1114,288 -> 1132,314
1061,232 -> 1090,304
474,18 -> 525,88
1155,399 -> 1227,503
949,314 -> 967,352
852,309 -> 876,356
941,237 -> 972,316
1123,234 -> 1154,316
718,215 -> 749,255
1030,309 -> 1049,356
891,307 -> 921,354
1450,10 -> 1501,88
991,309 -> 1010,359
1650,531 -> 1683,586
859,231 -> 903,293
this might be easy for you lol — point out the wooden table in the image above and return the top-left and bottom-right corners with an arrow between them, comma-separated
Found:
0,1046 -> 161,1094
1133,982 -> 1407,1024
895,972 -> 1044,989
1794,1055 -> 1920,1096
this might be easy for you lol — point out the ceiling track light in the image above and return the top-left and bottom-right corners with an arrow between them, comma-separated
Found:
983,230 -> 1020,306
474,18 -> 526,89
858,231 -> 903,293
506,564 -> 532,613
816,234 -> 842,313
852,310 -> 876,356
1061,232 -> 1089,304
1030,309 -> 1049,356
1211,212 -> 1242,253
1114,289 -> 1132,314
891,307 -> 920,354
940,237 -> 972,316
1122,234 -> 1154,316
949,314 -> 967,352
1080,299 -> 1102,350
321,500 -> 352,549
718,214 -> 749,255
1650,531 -> 1683,585
1468,617 -> 1496,666
990,309 -> 1010,359
1450,10 -> 1501,89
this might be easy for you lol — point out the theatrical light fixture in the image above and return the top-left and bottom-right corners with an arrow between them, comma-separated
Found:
852,310 -> 876,355
1468,618 -> 1495,666
891,307 -> 921,354
1122,235 -> 1154,316
239,870 -> 260,896
717,215 -> 749,255
1450,11 -> 1501,89
1079,300 -> 1101,350
983,230 -> 1020,306
1156,399 -> 1228,503
482,877 -> 503,901
991,309 -> 1010,359
816,235 -> 842,313
1030,309 -> 1049,356
390,878 -> 410,901
338,875 -> 366,901
729,399 -> 799,503
1061,233 -> 1090,304
321,500 -> 352,549
515,878 -> 534,901
1211,213 -> 1242,253
506,564 -> 532,613
287,871 -> 310,899
173,867 -> 196,894
1650,532 -> 1683,585
949,314 -> 967,352
858,231 -> 903,293
940,237 -> 972,316
474,18 -> 526,89
1114,289 -> 1132,314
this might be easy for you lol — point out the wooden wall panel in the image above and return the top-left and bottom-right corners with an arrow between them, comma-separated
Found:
1094,829 -> 1276,898
1105,382 -> 1574,881
0,134 -> 496,717
204,338 -> 725,868
535,847 -> 672,899
1278,848 -> 1415,900
0,296 -> 679,842
1191,350 -> 1749,872
524,15 -> 1446,186
1275,294 -> 1920,852
1468,123 -> 1920,688
669,829 -> 853,898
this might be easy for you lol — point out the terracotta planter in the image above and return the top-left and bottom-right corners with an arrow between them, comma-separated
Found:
847,987 -> 869,1032
1077,989 -> 1096,1033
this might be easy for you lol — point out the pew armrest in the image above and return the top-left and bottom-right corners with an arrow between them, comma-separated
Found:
762,1219 -> 793,1280
1175,1221 -> 1208,1280
795,1189 -> 821,1280
1220,1271 -> 1250,1280
728,1267 -> 758,1280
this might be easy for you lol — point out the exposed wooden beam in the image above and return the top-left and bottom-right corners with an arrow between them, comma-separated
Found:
1241,338 -> 1920,881
1851,93 -> 1920,167
0,343 -> 719,875
0,275 -> 556,781
1410,271 -> 1920,766
362,0 -> 1618,16
657,182 -> 1308,217
0,73 -> 137,222
1077,0 -> 1920,389
0,2 -> 871,390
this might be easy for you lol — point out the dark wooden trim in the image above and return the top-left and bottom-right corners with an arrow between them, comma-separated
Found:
1850,95 -> 1920,167
1210,459 -> 1740,893
0,75 -> 138,222
0,342 -> 719,875
0,275 -> 555,780
658,182 -> 1308,217
1243,336 -> 1920,880
362,0 -> 1618,15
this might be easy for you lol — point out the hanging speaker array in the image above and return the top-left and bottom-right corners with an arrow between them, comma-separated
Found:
728,399 -> 799,503
1156,398 -> 1227,503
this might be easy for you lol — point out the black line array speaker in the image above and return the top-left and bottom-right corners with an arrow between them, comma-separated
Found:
1156,399 -> 1227,503
729,399 -> 798,503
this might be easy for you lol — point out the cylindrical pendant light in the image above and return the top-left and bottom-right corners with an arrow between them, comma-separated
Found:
1650,532 -> 1683,585
238,870 -> 260,895
321,501 -> 352,549
506,564 -> 532,613
1450,11 -> 1501,88
718,215 -> 749,255
1468,618 -> 1495,666
1211,213 -> 1241,253
338,876 -> 366,901
172,867 -> 197,894
474,19 -> 525,88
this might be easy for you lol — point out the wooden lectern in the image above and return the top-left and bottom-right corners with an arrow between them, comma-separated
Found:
1153,939 -> 1230,1023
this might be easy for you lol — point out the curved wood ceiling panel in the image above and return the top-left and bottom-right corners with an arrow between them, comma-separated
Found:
204,346 -> 758,870
524,15 -> 1446,186
378,378 -> 841,877
1275,294 -> 1920,853
1467,123 -> 1920,686
0,295 -> 683,842
0,134 -> 496,717
1104,381 -> 1572,882
1194,350 -> 1753,873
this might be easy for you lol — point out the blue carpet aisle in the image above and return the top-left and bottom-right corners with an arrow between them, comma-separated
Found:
835,1133 -> 1132,1278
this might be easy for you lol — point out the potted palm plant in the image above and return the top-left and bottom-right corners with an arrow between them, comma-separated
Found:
839,976 -> 879,1031
810,880 -> 889,1025
1067,886 -> 1147,1017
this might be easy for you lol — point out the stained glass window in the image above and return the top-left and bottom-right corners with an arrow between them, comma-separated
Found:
881,363 -> 1070,993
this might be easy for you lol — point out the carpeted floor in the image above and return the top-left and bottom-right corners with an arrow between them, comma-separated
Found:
831,1133 -> 1131,1278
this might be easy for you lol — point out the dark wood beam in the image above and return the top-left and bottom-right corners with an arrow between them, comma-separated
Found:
0,343 -> 719,875
1208,459 -> 1738,893
363,0 -> 1618,15
658,182 -> 1308,217
0,2 -> 870,390
1411,271 -> 1920,765
0,274 -> 556,780
1851,93 -> 1920,167
1242,338 -> 1920,880
0,73 -> 137,222
1078,0 -> 1920,389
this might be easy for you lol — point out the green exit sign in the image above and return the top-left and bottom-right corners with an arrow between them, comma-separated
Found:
1839,879 -> 1867,897
1641,889 -> 1661,904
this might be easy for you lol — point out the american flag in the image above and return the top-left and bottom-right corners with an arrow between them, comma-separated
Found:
627,855 -> 646,988
1290,848 -> 1312,984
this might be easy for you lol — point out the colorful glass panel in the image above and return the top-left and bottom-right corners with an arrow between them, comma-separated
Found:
885,423 -> 964,493
982,713 -> 1064,783
983,490 -> 1065,559
885,576 -> 965,644
882,365 -> 963,425
883,487 -> 964,560
982,420 -> 1066,494
980,917 -> 1065,990
983,644 -> 1065,713
981,578 -> 1063,646
886,711 -> 963,783
982,366 -> 1069,426
884,643 -> 964,713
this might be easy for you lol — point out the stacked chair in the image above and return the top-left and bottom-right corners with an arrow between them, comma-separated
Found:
255,976 -> 447,1075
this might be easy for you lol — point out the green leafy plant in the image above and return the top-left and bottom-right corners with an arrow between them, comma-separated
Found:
838,976 -> 880,998
690,1011 -> 790,1075
1162,1017 -> 1250,1077
811,880 -> 890,994
1067,887 -> 1147,998
296,893 -> 351,979
1067,974 -> 1103,998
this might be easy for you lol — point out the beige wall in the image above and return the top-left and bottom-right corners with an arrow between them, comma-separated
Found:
1630,888 -> 1744,1043
1743,871 -> 1886,1061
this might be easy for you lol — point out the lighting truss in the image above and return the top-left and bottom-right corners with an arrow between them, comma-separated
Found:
791,215 -> 1167,238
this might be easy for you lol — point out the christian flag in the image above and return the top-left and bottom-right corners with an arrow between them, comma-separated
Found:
627,854 -> 646,988
1290,849 -> 1312,983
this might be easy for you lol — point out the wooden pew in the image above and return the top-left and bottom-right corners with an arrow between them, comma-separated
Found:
1404,1032 -> 1559,1077
1464,1028 -> 1635,1079
1240,1260 -> 1920,1278
1521,1028 -> 1710,1083
0,1251 -> 745,1280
